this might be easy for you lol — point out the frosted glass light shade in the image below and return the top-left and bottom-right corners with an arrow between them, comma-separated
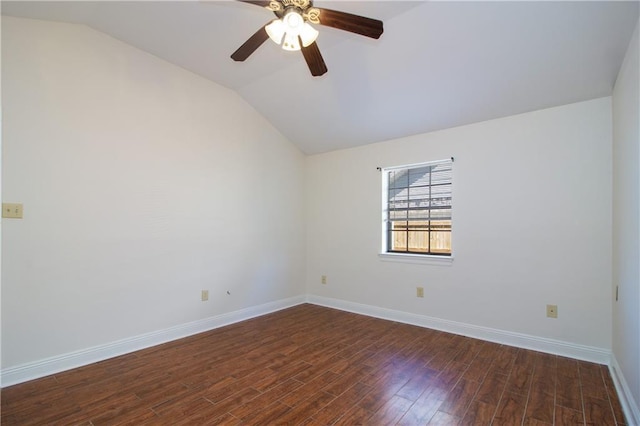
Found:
283,10 -> 304,33
266,10 -> 319,51
299,22 -> 319,47
265,19 -> 285,44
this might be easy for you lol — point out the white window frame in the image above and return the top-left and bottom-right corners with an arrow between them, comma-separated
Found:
379,159 -> 454,265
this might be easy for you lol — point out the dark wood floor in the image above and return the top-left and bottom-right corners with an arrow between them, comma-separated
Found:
1,304 -> 627,425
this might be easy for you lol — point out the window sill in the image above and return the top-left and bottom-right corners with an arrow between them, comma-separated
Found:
378,253 -> 454,265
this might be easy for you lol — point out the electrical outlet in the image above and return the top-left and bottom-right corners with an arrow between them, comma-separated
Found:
2,203 -> 23,219
546,304 -> 557,318
417,287 -> 424,298
321,275 -> 327,285
201,290 -> 209,301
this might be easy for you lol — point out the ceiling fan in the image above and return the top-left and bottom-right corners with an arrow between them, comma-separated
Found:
231,0 -> 384,77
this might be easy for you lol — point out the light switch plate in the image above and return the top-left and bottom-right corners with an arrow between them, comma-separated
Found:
2,203 -> 23,219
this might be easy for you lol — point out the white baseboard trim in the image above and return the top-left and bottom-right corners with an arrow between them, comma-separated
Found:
2,294 -> 619,392
307,295 -> 611,365
1,295 -> 306,388
610,354 -> 640,425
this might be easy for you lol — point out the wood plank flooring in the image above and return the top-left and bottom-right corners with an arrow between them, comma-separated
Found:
1,304 -> 627,425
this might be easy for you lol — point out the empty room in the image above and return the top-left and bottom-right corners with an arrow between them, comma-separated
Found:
1,1 -> 639,424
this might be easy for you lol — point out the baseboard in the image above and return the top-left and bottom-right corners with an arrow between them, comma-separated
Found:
1,295 -> 306,388
1,294 -> 618,390
610,354 -> 640,425
306,295 -> 611,365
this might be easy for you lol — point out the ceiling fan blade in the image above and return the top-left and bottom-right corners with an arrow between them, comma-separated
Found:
231,25 -> 269,61
237,0 -> 272,7
301,41 -> 327,77
315,8 -> 383,39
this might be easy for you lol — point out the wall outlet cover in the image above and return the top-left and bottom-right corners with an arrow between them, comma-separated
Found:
2,203 -> 23,219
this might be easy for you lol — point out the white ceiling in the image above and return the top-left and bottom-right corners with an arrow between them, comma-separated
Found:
2,1 -> 639,154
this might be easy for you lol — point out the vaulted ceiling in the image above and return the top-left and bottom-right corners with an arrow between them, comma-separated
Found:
3,1 -> 639,154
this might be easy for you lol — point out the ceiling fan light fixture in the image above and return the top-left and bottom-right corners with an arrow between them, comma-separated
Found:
283,9 -> 304,34
232,0 -> 383,76
299,23 -> 319,47
267,9 -> 318,51
265,19 -> 285,44
282,32 -> 301,51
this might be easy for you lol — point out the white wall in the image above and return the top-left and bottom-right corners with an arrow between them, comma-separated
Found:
306,98 -> 613,351
1,16 -> 306,369
612,17 -> 640,420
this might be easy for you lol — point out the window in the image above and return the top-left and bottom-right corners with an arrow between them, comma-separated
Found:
382,159 -> 453,256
